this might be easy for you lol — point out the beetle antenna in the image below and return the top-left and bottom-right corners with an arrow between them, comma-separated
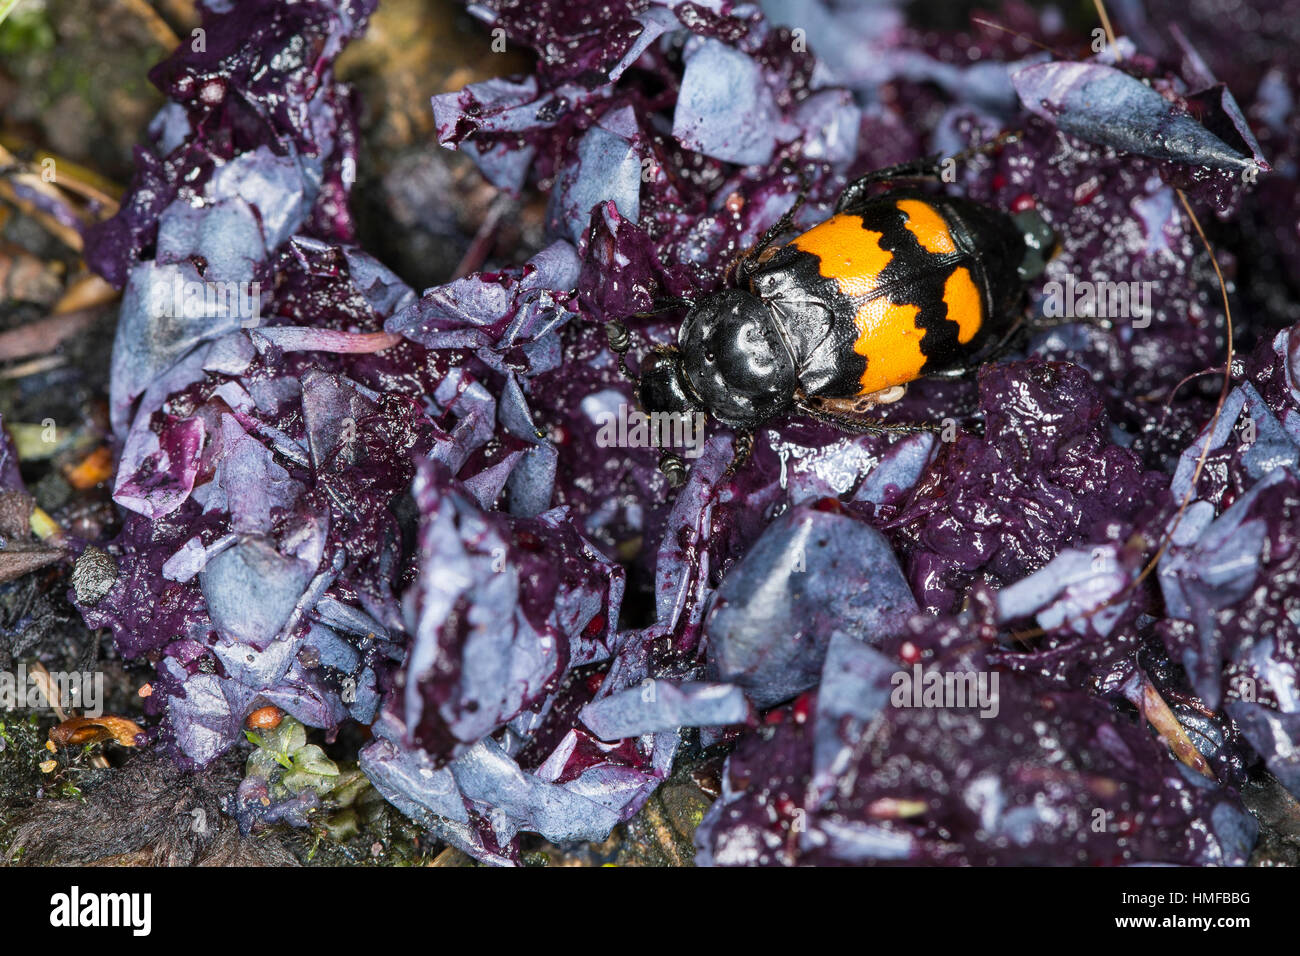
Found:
630,296 -> 695,318
604,319 -> 636,381
949,129 -> 1023,166
607,298 -> 695,381
754,164 -> 816,256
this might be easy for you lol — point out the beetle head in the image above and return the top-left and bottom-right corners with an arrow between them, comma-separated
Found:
638,347 -> 699,418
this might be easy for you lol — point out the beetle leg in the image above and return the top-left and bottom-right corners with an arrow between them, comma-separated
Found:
981,311 -> 1027,358
732,243 -> 782,286
949,129 -> 1021,164
730,166 -> 815,284
926,312 -> 1029,381
927,366 -> 973,381
1027,313 -> 1115,332
836,132 -> 1022,213
659,451 -> 688,488
795,391 -> 939,436
724,431 -> 754,477
836,155 -> 945,213
804,407 -> 939,437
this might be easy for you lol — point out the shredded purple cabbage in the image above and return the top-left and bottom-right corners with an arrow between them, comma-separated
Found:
73,0 -> 1300,865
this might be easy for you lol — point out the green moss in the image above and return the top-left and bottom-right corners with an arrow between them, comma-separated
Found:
239,717 -> 430,866
0,714 -> 47,850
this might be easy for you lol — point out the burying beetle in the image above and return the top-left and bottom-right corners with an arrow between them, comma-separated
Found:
607,137 -> 1056,485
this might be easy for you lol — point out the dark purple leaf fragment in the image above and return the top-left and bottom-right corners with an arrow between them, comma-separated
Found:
698,627 -> 1257,866
386,242 -> 580,352
548,107 -> 644,243
673,39 -> 782,166
1227,706 -> 1300,796
894,361 -> 1168,615
450,736 -> 623,844
113,414 -> 206,520
996,544 -> 1133,636
401,459 -> 624,760
85,0 -> 374,287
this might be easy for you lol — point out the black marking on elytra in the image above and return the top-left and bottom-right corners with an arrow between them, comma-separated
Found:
738,192 -> 1026,403
851,198 -> 975,374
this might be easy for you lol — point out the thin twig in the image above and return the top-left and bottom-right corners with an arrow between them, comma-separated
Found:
0,180 -> 83,252
0,309 -> 100,363
1093,0 -> 1120,58
451,194 -> 512,280
0,355 -> 68,380
119,0 -> 181,49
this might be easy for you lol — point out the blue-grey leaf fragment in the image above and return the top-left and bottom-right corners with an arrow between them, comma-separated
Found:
1012,61 -> 1263,171
580,680 -> 752,740
705,506 -> 917,708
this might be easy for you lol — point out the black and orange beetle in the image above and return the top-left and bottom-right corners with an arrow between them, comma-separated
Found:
611,148 -> 1054,483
